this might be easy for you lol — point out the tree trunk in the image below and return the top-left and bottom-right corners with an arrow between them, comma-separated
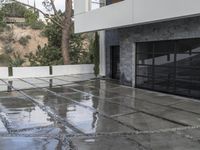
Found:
61,0 -> 72,64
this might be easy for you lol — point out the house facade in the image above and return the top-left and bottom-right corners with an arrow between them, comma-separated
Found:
74,0 -> 200,99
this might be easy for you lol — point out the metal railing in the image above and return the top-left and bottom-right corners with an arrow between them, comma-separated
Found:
91,0 -> 106,10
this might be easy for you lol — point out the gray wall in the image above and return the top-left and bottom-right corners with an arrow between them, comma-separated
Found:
105,16 -> 200,86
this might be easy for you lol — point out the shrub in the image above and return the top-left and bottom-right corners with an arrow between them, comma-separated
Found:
25,45 -> 63,66
18,35 -> 31,46
9,52 -> 25,67
30,20 -> 45,30
0,54 -> 10,66
4,44 -> 14,54
93,32 -> 99,77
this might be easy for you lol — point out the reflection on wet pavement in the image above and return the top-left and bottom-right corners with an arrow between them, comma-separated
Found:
0,74 -> 200,149
0,120 -> 7,133
0,97 -> 53,130
0,137 -> 61,150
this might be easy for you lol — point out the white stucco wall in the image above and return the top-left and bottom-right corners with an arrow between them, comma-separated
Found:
75,0 -> 133,33
0,67 -> 9,78
0,64 -> 94,79
13,66 -> 50,78
74,0 -> 200,33
52,64 -> 94,76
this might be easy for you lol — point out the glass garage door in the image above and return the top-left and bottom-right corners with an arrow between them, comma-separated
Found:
136,38 -> 200,99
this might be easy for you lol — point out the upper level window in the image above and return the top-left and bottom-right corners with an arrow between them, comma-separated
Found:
90,0 -> 123,10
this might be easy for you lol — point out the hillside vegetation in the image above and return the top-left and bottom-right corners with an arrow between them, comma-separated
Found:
0,2 -> 94,67
0,25 -> 48,66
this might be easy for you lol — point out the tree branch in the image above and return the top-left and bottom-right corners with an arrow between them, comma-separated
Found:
50,0 -> 57,14
49,0 -> 63,22
42,0 -> 62,22
11,0 -> 64,28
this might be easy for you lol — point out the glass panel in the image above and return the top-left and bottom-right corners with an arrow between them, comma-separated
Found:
136,76 -> 153,89
136,38 -> 200,99
176,38 -> 200,53
137,42 -> 153,54
137,54 -> 153,65
136,65 -> 153,77
154,66 -> 174,79
176,53 -> 192,67
154,41 -> 175,66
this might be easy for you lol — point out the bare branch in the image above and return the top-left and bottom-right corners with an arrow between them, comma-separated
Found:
11,0 -> 64,28
50,0 -> 57,14
42,0 -> 62,22
49,0 -> 63,21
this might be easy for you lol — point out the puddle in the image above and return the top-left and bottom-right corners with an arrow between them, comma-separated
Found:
55,76 -> 85,82
0,97 -> 53,130
37,77 -> 71,86
48,86 -> 77,95
0,77 -> 200,149
3,79 -> 34,90
0,137 -> 61,150
0,120 -> 7,133
63,92 -> 135,116
0,85 -> 9,92
61,105 -> 133,134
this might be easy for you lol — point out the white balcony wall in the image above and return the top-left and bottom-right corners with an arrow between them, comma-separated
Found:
74,0 -> 133,33
74,0 -> 200,33
0,65 -> 94,79
133,0 -> 200,24
52,64 -> 94,76
74,0 -> 91,15
13,66 -> 50,78
0,67 -> 9,78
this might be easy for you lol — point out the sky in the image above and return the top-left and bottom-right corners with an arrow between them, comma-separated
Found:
18,0 -> 100,13
19,0 -> 65,14
17,0 -> 100,18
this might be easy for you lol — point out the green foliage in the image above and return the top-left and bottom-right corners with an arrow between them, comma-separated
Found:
43,15 -> 93,64
93,32 -> 99,77
0,10 -> 6,28
25,45 -> 63,66
1,2 -> 40,29
0,54 -> 10,66
24,9 -> 38,25
43,18 -> 62,47
5,29 -> 14,43
2,2 -> 27,17
4,44 -> 14,54
30,20 -> 45,30
9,52 -> 25,67
70,34 -> 90,64
18,35 -> 31,46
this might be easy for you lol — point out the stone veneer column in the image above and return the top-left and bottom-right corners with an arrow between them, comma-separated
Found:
119,36 -> 136,86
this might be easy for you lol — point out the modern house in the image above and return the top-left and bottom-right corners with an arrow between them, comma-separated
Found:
74,0 -> 200,99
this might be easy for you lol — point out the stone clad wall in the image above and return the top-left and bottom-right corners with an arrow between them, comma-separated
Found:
105,16 -> 200,86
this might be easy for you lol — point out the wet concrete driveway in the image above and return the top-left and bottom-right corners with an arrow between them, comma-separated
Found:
0,74 -> 200,149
